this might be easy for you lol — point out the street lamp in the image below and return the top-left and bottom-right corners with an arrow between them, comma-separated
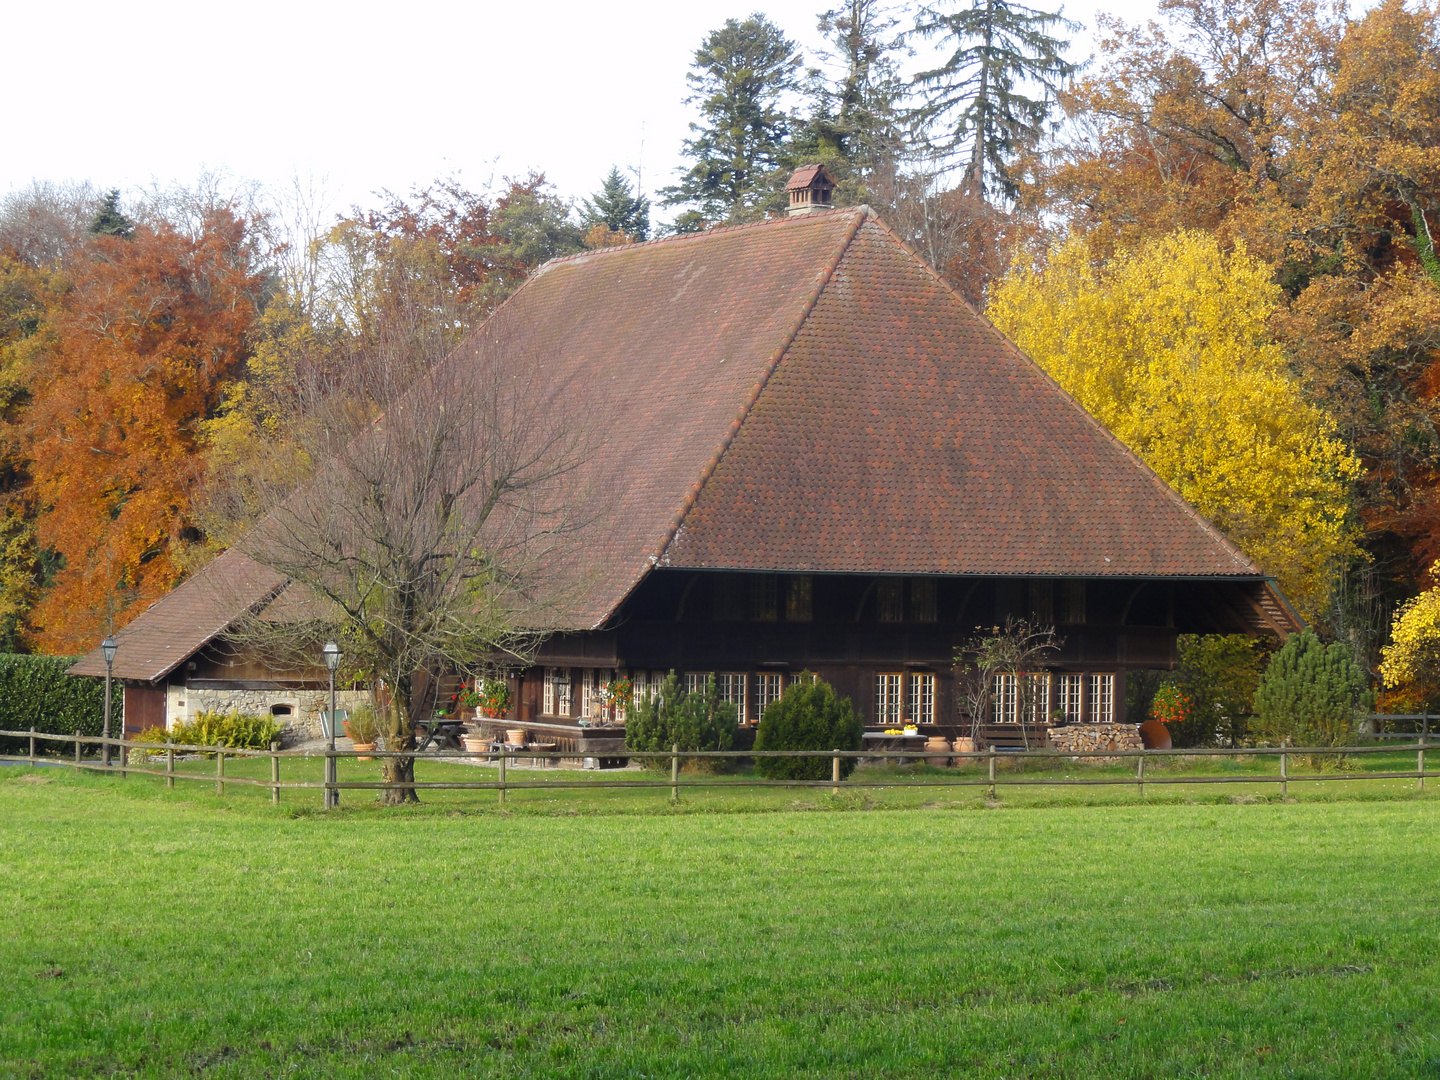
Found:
101,635 -> 118,768
322,641 -> 341,808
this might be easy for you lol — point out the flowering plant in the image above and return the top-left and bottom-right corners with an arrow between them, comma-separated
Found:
475,678 -> 511,719
1150,683 -> 1192,726
599,676 -> 633,711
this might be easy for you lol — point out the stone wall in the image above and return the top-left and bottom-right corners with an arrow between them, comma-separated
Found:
1049,722 -> 1143,764
165,684 -> 371,742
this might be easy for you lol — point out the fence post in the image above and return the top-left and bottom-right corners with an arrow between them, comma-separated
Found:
498,748 -> 507,807
271,740 -> 281,805
1279,751 -> 1287,799
832,749 -> 840,795
120,737 -> 128,780
28,726 -> 35,765
1137,752 -> 1145,799
216,750 -> 225,796
166,745 -> 175,789
74,730 -> 81,767
670,744 -> 679,804
1419,735 -> 1426,794
987,744 -> 997,801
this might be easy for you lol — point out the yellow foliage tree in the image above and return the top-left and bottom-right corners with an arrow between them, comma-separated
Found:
988,230 -> 1361,621
1380,565 -> 1440,700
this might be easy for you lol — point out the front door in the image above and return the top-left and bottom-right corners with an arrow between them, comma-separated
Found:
122,685 -> 166,736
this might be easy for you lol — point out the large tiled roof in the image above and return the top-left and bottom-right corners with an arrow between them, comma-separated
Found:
72,207 -> 1267,676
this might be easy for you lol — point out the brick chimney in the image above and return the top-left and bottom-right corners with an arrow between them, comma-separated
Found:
786,164 -> 836,215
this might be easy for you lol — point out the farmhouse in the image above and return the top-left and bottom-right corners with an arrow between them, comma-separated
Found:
70,169 -> 1300,745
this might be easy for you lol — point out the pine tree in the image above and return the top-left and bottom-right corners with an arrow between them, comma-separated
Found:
796,0 -> 910,202
1253,630 -> 1374,749
663,15 -> 803,229
581,167 -> 651,241
87,190 -> 133,238
909,0 -> 1079,200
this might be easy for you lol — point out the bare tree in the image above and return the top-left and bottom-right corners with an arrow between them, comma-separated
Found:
206,263 -> 597,804
954,617 -> 1062,746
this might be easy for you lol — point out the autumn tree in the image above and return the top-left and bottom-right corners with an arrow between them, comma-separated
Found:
665,14 -> 805,229
23,209 -> 263,651
989,230 -> 1361,620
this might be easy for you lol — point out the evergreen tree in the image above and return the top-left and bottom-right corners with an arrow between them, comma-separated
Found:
753,676 -> 863,780
87,190 -> 133,238
663,14 -> 803,229
1253,630 -> 1374,749
581,167 -> 650,241
909,0 -> 1079,200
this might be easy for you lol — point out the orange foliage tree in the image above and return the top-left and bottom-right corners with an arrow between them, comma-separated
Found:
25,210 -> 262,650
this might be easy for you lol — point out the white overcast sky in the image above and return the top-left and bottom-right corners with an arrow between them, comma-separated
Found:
1,0 -> 1164,226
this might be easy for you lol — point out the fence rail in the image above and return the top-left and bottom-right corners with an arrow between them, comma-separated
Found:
0,728 -> 1431,806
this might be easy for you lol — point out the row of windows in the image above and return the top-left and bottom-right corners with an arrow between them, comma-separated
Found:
543,668 -> 817,723
991,673 -> 1114,724
708,575 -> 1087,625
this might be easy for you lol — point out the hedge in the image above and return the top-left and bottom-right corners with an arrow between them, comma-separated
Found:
0,654 -> 120,753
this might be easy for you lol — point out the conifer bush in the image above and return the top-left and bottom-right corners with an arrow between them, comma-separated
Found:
1253,630 -> 1373,750
624,671 -> 738,768
753,676 -> 862,781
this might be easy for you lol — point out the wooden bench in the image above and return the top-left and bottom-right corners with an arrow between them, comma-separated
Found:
978,722 -> 1052,750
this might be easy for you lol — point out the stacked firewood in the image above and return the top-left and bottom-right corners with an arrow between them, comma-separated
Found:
1050,723 -> 1143,764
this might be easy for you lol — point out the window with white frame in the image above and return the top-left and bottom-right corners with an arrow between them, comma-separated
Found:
789,671 -> 817,690
580,669 -> 600,719
1088,673 -> 1114,723
992,673 -> 1017,723
629,671 -> 652,710
907,673 -> 935,725
716,673 -> 747,717
754,672 -> 783,720
876,672 -> 904,725
685,672 -> 713,696
993,673 -> 1049,723
544,667 -> 572,717
1056,674 -> 1083,723
1026,673 -> 1051,723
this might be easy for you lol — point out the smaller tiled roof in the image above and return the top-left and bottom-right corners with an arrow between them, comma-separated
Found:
786,164 -> 834,191
67,549 -> 286,682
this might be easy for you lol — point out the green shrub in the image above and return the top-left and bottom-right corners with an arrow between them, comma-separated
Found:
133,711 -> 283,757
0,655 -> 120,753
753,676 -> 862,781
625,672 -> 738,768
1253,630 -> 1373,750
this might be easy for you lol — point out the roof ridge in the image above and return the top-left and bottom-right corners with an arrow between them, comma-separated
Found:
533,207 -> 861,275
642,208 -> 870,575
861,214 -> 1261,576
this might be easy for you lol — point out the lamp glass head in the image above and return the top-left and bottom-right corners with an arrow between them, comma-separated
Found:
322,641 -> 341,672
101,635 -> 118,665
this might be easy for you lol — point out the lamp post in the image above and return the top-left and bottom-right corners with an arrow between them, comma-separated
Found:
101,635 -> 118,768
322,641 -> 341,808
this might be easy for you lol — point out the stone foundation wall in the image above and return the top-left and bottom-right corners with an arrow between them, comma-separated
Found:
165,685 -> 371,742
1050,722 -> 1143,764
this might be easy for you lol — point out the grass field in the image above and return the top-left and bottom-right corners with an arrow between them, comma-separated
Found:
2,766 -> 1438,1078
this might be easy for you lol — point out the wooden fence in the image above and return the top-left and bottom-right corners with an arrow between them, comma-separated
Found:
0,728 -> 1433,807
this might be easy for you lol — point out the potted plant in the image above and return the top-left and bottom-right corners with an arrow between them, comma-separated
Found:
598,676 -> 633,724
348,704 -> 380,760
476,677 -> 511,719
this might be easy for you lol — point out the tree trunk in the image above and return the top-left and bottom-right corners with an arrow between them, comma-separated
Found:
380,674 -> 419,804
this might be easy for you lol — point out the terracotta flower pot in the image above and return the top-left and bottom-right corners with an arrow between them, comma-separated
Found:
352,742 -> 376,760
505,728 -> 527,746
1138,719 -> 1173,751
460,734 -> 489,754
953,737 -> 976,759
924,736 -> 952,765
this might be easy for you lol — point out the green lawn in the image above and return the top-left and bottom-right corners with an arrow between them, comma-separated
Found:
1,768 -> 1437,1078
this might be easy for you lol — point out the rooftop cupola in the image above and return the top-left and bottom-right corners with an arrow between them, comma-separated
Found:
786,164 -> 836,215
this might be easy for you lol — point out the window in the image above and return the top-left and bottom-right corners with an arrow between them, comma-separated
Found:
1029,580 -> 1054,624
544,667 -> 572,717
1056,674 -> 1083,722
994,673 -> 1049,723
788,671 -> 817,690
754,673 -> 784,719
876,578 -> 904,622
716,673 -> 747,717
1060,581 -> 1086,624
685,672 -> 714,696
714,576 -> 745,621
582,669 -> 618,720
1088,674 -> 1114,723
876,672 -> 905,725
749,574 -> 778,621
630,671 -> 652,710
786,575 -> 813,621
910,578 -> 938,622
907,673 -> 935,725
